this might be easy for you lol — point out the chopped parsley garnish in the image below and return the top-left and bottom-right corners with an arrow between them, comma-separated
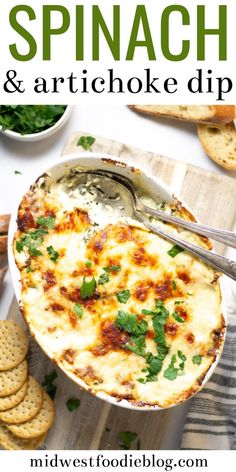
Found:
104,265 -> 121,273
118,301 -> 188,384
164,351 -> 187,380
14,170 -> 22,175
66,398 -> 81,412
172,280 -> 177,290
138,348 -> 168,384
42,370 -> 58,400
85,260 -> 92,267
174,300 -> 184,305
16,228 -> 47,256
47,246 -> 59,263
77,135 -> 95,151
16,240 -> 24,253
192,355 -> 202,365
29,228 -> 48,238
172,310 -> 185,323
141,309 -> 153,316
118,431 -> 138,450
74,303 -> 83,319
110,265 -> 121,272
26,266 -> 35,273
139,301 -> 169,383
98,266 -> 121,284
116,290 -> 131,304
29,247 -> 42,257
178,351 -> 186,373
164,354 -> 179,381
0,105 -> 67,135
80,277 -> 96,299
178,350 -> 186,362
152,301 -> 169,345
98,271 -> 110,285
167,245 -> 184,258
36,215 -> 55,229
116,310 -> 147,357
124,335 -> 146,357
116,311 -> 147,336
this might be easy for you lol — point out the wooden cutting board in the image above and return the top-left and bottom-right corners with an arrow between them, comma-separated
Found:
6,132 -> 236,451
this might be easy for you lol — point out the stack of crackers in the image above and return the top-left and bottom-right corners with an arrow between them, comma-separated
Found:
0,320 -> 55,450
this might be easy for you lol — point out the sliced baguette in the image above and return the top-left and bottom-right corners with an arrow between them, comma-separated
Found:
0,214 -> 10,234
0,235 -> 7,253
197,122 -> 236,170
129,105 -> 235,125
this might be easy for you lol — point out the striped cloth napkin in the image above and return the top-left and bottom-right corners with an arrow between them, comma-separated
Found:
181,249 -> 236,449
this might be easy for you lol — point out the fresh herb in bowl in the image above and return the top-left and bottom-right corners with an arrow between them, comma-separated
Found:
0,105 -> 67,135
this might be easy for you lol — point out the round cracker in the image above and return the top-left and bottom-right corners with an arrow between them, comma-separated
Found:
0,423 -> 46,450
7,391 -> 55,439
0,360 -> 28,397
0,321 -> 29,371
0,376 -> 43,424
0,379 -> 28,411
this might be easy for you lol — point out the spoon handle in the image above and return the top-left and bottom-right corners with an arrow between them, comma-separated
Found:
141,204 -> 236,249
137,216 -> 236,281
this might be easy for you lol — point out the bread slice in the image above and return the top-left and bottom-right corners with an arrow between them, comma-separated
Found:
0,214 -> 10,234
0,235 -> 7,253
197,122 -> 236,170
129,105 -> 235,125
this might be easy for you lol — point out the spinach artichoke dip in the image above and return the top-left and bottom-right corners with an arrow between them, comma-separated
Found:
13,168 -> 225,408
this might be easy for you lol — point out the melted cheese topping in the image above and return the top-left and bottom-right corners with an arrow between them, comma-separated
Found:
13,171 -> 224,408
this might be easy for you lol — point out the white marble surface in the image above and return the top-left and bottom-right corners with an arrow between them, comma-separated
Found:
0,105 -> 234,449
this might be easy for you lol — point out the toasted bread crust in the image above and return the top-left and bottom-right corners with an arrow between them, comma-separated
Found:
197,122 -> 236,170
0,235 -> 7,253
0,214 -> 10,235
129,105 -> 235,125
210,106 -> 235,124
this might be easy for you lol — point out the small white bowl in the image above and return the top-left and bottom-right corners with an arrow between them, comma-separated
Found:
0,105 -> 72,142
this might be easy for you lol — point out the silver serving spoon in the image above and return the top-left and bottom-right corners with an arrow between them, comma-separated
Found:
74,170 -> 236,281
93,170 -> 236,248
